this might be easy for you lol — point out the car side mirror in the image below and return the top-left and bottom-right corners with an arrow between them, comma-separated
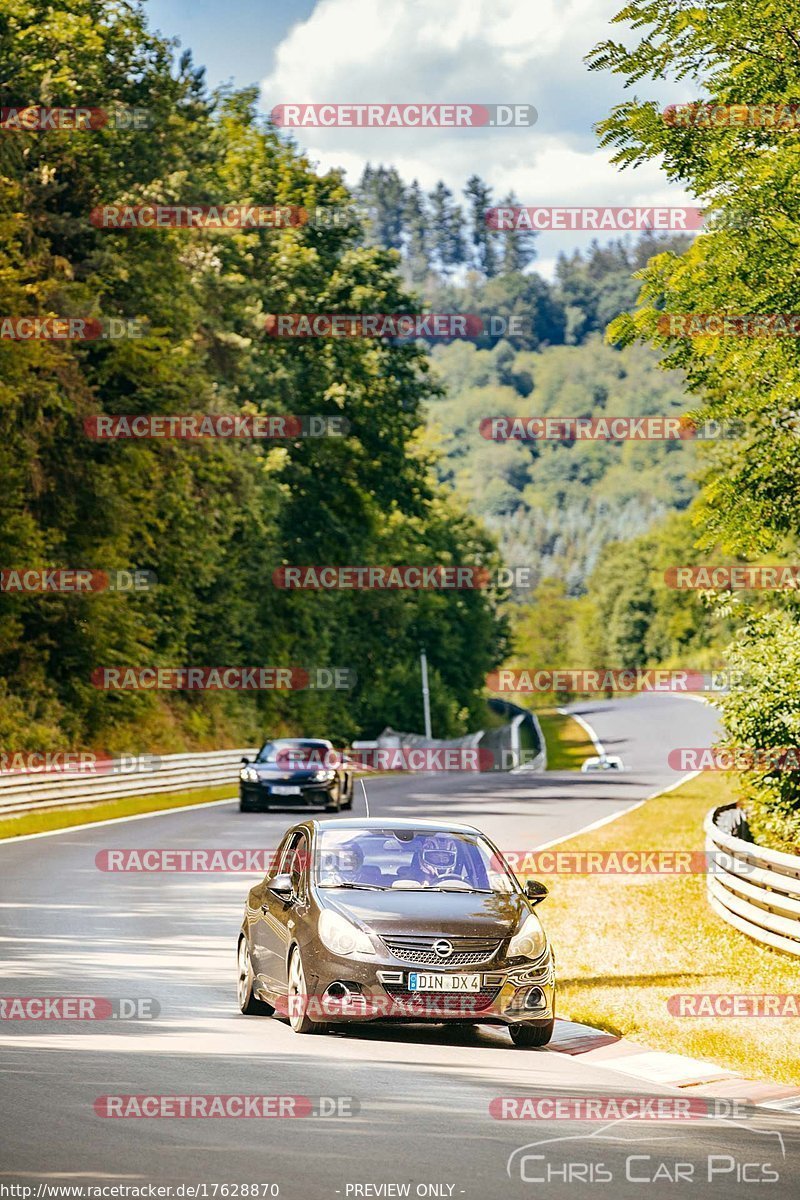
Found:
524,879 -> 549,905
241,756 -> 251,765
265,873 -> 293,897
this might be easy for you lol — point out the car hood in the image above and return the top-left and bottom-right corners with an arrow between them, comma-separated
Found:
248,764 -> 325,781
318,887 -> 529,937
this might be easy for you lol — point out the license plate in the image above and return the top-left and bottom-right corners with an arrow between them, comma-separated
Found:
407,973 -> 481,992
271,785 -> 301,796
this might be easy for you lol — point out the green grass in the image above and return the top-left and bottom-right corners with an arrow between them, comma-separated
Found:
523,773 -> 800,1085
0,783 -> 235,841
537,708 -> 595,770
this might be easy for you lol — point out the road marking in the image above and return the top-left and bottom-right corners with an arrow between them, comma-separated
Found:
558,707 -> 605,756
0,796 -> 238,846
536,705 -> 702,853
534,770 -> 702,853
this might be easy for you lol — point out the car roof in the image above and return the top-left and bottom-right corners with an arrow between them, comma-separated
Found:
303,817 -> 485,835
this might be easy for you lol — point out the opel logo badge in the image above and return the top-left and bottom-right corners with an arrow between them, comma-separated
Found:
434,939 -> 453,958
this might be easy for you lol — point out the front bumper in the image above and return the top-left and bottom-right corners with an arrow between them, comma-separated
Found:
240,779 -> 336,808
285,945 -> 556,1025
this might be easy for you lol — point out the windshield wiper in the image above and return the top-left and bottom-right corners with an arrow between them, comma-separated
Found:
320,882 -> 386,891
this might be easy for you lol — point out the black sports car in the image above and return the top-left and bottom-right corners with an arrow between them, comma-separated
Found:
239,738 -> 353,813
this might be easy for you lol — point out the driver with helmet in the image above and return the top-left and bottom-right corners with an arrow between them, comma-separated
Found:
397,834 -> 464,885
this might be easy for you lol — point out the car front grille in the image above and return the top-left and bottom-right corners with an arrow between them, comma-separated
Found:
381,983 -> 501,1013
382,935 -> 502,967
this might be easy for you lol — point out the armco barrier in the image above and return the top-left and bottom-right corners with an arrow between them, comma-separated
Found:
0,749 -> 256,817
705,803 -> 800,957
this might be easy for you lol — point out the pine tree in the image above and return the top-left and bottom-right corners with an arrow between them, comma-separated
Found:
498,191 -> 537,274
463,175 -> 499,277
428,182 -> 466,276
403,180 -> 431,285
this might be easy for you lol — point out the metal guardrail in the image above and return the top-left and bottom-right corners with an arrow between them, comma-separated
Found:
0,749 -> 256,817
705,803 -> 800,957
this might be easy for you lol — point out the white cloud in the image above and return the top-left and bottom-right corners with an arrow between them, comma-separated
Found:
262,0 -> 697,259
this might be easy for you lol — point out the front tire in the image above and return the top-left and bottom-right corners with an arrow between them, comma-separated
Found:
287,948 -> 325,1034
237,937 -> 274,1015
509,1017 -> 554,1047
341,774 -> 354,810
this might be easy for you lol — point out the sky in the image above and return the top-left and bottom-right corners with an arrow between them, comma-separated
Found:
144,0 -> 695,276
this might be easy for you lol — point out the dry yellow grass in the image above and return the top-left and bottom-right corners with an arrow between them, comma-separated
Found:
525,773 -> 800,1084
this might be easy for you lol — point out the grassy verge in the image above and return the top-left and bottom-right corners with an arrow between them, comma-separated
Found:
537,708 -> 595,770
524,772 -> 800,1085
0,784 -> 235,841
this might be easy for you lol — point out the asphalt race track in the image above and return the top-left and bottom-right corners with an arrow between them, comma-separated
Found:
2,695 -> 798,1197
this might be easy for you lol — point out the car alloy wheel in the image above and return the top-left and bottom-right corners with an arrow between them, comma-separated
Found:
287,948 -> 324,1034
237,937 -> 273,1015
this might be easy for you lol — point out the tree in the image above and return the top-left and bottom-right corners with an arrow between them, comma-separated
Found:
403,180 -> 432,285
0,0 -> 508,751
428,182 -> 466,276
356,164 -> 406,251
587,0 -> 800,846
463,175 -> 499,277
498,191 -> 537,275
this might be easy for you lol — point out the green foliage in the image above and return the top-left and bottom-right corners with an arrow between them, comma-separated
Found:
426,336 -> 695,591
0,0 -> 507,752
714,609 -> 800,852
587,0 -> 800,845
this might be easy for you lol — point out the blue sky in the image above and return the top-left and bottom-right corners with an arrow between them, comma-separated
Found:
144,0 -> 695,275
144,0 -> 316,92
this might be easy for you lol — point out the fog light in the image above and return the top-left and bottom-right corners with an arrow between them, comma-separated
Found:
524,987 -> 546,1010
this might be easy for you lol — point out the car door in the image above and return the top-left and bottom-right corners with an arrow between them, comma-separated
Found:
252,830 -> 309,996
249,830 -> 295,990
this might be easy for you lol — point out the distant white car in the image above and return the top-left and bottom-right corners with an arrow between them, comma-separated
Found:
581,754 -> 624,772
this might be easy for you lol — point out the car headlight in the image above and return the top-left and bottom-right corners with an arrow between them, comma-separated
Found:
240,767 -> 258,783
318,909 -> 374,956
313,769 -> 336,782
508,913 -> 546,960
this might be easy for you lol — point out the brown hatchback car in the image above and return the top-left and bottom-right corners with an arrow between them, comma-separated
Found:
237,817 -> 556,1046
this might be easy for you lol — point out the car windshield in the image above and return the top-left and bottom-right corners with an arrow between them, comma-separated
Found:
315,828 -> 516,893
256,740 -> 332,767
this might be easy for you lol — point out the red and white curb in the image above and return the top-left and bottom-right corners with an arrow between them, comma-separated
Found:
548,1016 -> 800,1110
